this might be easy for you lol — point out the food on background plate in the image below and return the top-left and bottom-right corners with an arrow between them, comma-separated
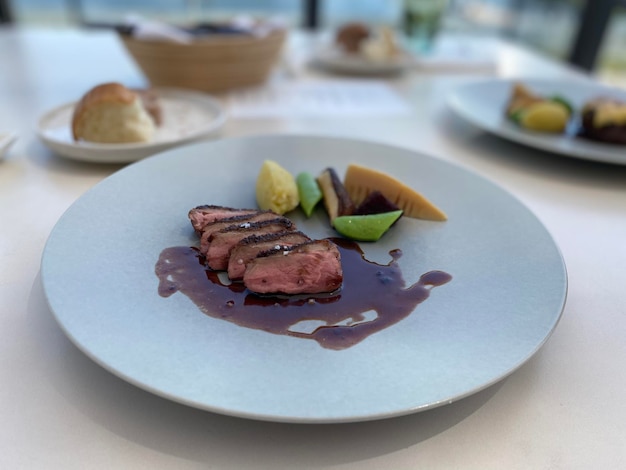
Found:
359,27 -> 401,62
72,82 -> 161,144
255,160 -> 300,215
505,83 -> 572,133
580,97 -> 626,144
335,23 -> 400,61
335,22 -> 370,53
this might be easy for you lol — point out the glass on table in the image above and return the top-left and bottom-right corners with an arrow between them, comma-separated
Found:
402,0 -> 449,53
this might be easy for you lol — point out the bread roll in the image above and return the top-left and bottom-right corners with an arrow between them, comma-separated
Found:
72,82 -> 156,144
336,23 -> 370,53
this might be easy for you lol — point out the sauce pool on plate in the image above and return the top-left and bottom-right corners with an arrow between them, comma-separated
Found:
156,238 -> 451,350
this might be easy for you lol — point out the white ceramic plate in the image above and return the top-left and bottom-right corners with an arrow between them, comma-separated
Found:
37,88 -> 227,163
448,78 -> 626,165
0,131 -> 17,161
41,135 -> 567,423
312,47 -> 415,75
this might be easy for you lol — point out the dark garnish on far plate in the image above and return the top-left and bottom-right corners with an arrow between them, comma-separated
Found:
550,95 -> 574,115
116,22 -> 251,38
578,98 -> 626,145
183,22 -> 252,36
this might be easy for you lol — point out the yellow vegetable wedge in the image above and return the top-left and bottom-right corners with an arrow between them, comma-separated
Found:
519,101 -> 569,133
344,163 -> 447,221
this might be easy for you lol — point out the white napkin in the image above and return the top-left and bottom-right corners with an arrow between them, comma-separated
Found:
227,81 -> 412,118
123,15 -> 286,43
124,15 -> 194,44
412,35 -> 497,72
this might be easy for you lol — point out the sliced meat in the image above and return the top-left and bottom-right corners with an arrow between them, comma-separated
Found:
581,102 -> 626,144
243,239 -> 343,295
227,231 -> 311,281
188,205 -> 259,233
199,211 -> 282,255
206,218 -> 296,270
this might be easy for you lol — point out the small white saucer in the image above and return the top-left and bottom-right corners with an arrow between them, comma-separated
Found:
312,47 -> 416,75
0,132 -> 17,160
37,88 -> 227,164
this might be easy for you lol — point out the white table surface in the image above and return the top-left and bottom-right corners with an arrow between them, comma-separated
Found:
1,27 -> 625,469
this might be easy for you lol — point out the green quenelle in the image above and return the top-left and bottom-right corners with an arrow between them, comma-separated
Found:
296,172 -> 323,217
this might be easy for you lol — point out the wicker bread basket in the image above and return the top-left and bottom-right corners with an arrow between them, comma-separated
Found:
120,28 -> 286,92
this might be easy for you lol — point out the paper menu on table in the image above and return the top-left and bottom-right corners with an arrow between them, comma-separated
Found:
227,81 -> 413,118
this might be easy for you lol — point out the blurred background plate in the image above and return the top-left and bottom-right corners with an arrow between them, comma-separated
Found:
0,131 -> 18,161
447,78 -> 626,165
37,87 -> 227,163
311,46 -> 416,75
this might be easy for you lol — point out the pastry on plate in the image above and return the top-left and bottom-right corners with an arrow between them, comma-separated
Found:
335,22 -> 370,54
72,82 -> 159,144
335,23 -> 400,61
580,97 -> 626,144
359,26 -> 400,62
506,83 -> 573,133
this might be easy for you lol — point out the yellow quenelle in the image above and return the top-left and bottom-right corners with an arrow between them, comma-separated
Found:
256,160 -> 300,215
520,101 -> 570,133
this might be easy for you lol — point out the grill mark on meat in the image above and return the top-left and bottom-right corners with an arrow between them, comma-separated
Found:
199,211 -> 281,255
188,205 -> 259,233
206,218 -> 296,271
227,231 -> 312,281
243,239 -> 343,295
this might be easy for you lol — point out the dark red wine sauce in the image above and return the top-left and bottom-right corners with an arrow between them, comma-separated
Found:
155,238 -> 451,350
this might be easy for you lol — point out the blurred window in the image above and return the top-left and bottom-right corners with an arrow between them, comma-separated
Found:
11,0 -> 304,26
7,0 -> 626,86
